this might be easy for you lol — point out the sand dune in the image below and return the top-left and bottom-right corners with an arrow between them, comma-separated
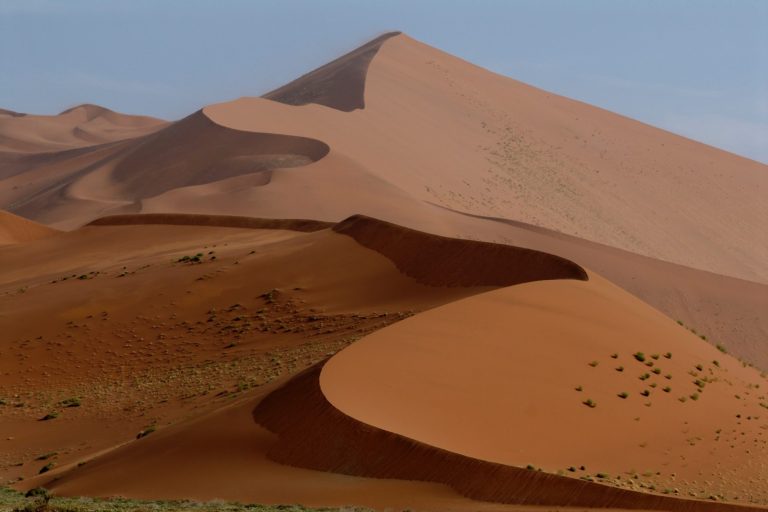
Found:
0,216 -> 497,499
333,214 -> 587,286
0,210 -> 57,245
2,34 -> 764,284
0,104 -> 166,153
0,28 -> 765,511
10,215 -> 763,509
264,32 -> 400,112
318,272 -> 768,506
87,213 -> 333,232
257,364 -> 764,511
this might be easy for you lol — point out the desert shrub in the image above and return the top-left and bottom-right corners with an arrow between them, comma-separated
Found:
136,426 -> 156,439
617,392 -> 629,399
60,397 -> 80,408
633,352 -> 646,362
38,462 -> 55,474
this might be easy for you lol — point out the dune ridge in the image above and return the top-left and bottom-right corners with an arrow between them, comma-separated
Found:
254,364 -> 762,511
333,214 -> 588,286
263,32 -> 401,112
87,213 -> 333,232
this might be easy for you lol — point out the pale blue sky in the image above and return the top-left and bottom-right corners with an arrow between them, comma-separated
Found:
1,0 -> 766,162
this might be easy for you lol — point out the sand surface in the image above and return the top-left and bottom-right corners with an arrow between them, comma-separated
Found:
0,30 -> 765,512
0,210 -> 57,245
322,272 -> 768,504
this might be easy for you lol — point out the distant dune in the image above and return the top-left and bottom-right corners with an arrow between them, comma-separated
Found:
0,210 -> 56,245
0,104 -> 167,153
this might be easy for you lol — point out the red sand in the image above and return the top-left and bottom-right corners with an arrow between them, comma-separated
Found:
0,210 -> 57,245
0,29 -> 765,512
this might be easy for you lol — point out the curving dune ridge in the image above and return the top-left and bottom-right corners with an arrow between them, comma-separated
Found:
264,32 -> 401,112
256,364 -> 762,512
333,214 -> 588,286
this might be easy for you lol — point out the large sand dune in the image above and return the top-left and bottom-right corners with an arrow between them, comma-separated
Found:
1,34 -> 765,284
6,215 -> 762,510
0,29 -> 766,511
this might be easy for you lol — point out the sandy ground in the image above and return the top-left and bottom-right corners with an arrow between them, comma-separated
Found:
0,30 -> 765,512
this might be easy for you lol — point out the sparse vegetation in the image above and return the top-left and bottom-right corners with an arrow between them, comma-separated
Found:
177,253 -> 205,264
0,488 -> 360,512
60,397 -> 81,408
136,426 -> 157,439
35,452 -> 58,461
617,392 -> 629,399
38,462 -> 55,474
582,398 -> 597,408
633,352 -> 646,362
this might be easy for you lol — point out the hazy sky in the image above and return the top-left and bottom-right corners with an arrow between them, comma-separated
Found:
2,0 -> 766,162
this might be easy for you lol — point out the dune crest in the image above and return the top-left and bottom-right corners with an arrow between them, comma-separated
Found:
333,214 -> 588,286
0,104 -> 166,153
264,32 -> 400,112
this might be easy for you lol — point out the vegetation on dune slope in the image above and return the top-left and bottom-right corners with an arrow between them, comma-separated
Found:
0,488 -> 370,512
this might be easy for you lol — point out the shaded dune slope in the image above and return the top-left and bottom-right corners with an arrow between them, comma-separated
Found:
87,213 -> 333,232
333,214 -> 588,286
2,111 -> 331,228
254,364 -> 760,512
107,111 -> 330,199
263,32 -> 400,111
